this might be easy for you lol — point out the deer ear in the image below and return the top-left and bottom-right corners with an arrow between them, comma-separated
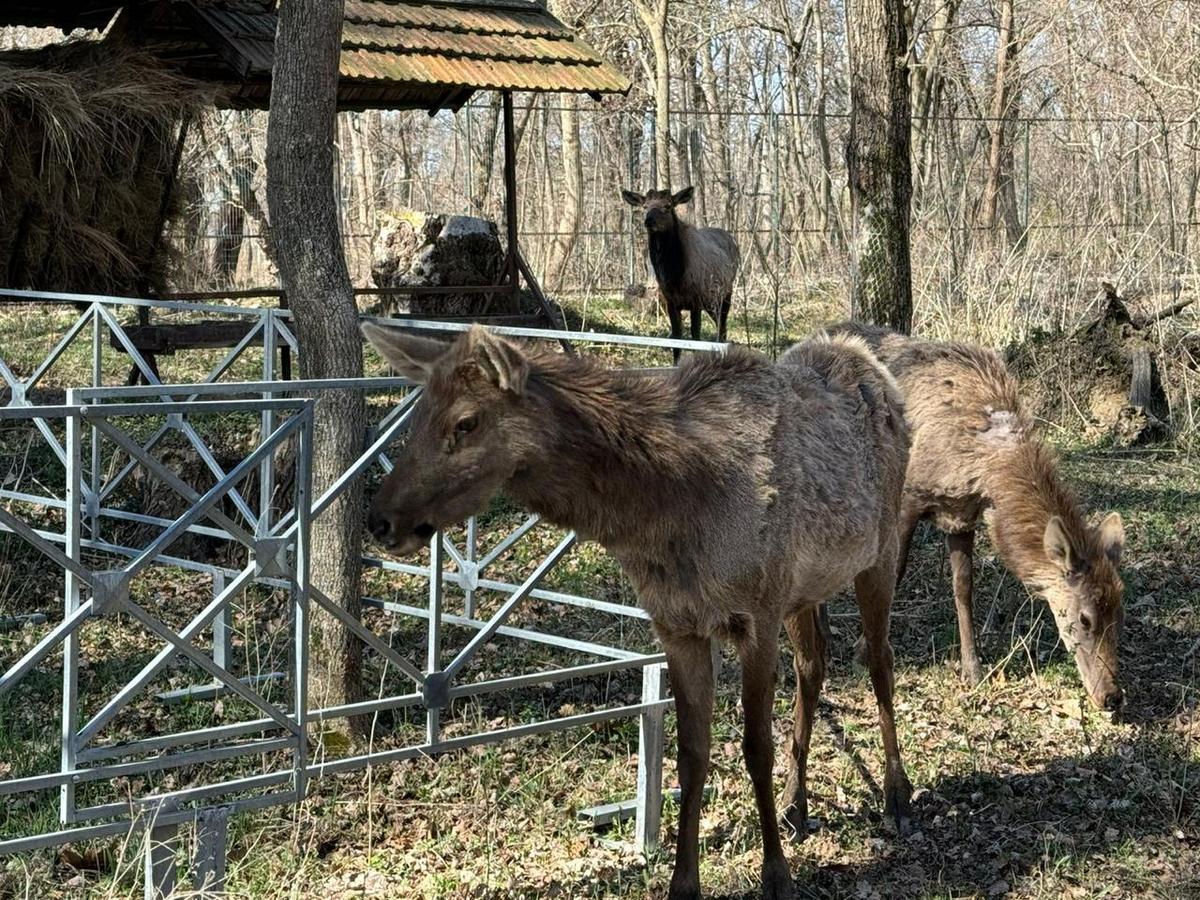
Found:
1043,516 -> 1080,575
671,186 -> 694,206
1097,512 -> 1124,565
361,322 -> 449,383
464,325 -> 529,396
621,189 -> 645,207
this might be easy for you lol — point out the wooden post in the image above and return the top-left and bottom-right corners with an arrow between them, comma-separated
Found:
502,92 -> 520,291
502,91 -> 574,352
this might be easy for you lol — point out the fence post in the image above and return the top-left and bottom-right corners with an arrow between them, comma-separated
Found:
464,516 -> 478,619
191,807 -> 229,893
426,531 -> 445,746
60,397 -> 82,825
634,662 -> 668,856
143,815 -> 178,900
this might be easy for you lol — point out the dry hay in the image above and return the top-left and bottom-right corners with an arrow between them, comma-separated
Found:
0,37 -> 208,295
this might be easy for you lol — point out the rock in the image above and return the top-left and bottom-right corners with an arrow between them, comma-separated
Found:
370,209 -> 508,317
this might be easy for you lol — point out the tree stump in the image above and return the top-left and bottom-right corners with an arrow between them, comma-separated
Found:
1008,280 -> 1177,446
370,209 -> 509,317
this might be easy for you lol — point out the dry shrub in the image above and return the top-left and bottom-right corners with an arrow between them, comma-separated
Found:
0,37 -> 207,294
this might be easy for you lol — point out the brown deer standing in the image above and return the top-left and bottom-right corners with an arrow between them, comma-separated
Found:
363,323 -> 912,900
828,322 -> 1126,711
622,187 -> 740,362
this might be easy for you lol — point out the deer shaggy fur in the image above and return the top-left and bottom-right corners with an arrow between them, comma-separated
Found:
622,187 -> 740,359
363,323 -> 912,900
827,322 -> 1125,712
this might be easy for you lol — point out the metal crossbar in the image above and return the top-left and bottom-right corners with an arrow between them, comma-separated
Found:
0,291 -> 683,895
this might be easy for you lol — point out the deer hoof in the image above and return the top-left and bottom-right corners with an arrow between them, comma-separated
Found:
781,803 -> 813,842
667,876 -> 701,900
762,858 -> 794,900
885,770 -> 915,837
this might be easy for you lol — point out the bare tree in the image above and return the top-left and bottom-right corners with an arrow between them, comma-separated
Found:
635,0 -> 672,187
979,0 -> 1023,245
846,0 -> 913,333
266,0 -> 365,725
545,93 -> 583,290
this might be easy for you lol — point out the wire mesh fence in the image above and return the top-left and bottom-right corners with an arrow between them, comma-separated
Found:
168,92 -> 1199,345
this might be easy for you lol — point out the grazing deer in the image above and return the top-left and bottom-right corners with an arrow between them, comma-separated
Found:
622,187 -> 740,362
363,323 -> 912,900
828,322 -> 1126,711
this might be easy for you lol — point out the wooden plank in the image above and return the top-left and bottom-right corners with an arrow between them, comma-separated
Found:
107,322 -> 257,355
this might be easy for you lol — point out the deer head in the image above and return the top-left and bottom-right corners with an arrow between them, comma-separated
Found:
1041,512 -> 1126,712
362,323 -> 534,556
622,186 -> 694,234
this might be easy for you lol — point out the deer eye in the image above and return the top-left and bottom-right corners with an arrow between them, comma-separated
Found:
1079,612 -> 1093,631
454,414 -> 478,437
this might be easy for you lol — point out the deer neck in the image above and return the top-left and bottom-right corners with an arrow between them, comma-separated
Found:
503,360 -> 714,547
648,222 -> 687,290
987,441 -> 1087,589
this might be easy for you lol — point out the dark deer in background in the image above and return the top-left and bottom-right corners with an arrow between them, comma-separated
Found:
828,322 -> 1126,712
622,187 -> 740,362
363,323 -> 911,900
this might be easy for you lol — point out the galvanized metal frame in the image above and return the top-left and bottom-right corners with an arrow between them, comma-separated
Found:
0,289 -> 702,894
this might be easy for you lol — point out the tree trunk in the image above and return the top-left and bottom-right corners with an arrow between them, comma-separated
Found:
545,93 -> 582,290
471,93 -> 503,219
812,0 -> 842,249
846,0 -> 914,333
980,0 -> 1022,244
684,49 -> 708,223
637,0 -> 671,189
266,0 -> 365,728
911,0 -> 958,201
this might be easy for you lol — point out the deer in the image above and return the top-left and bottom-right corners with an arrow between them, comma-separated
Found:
826,322 -> 1126,712
622,187 -> 740,363
362,322 -> 913,900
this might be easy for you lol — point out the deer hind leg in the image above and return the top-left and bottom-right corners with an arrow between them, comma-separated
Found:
780,606 -> 826,842
854,558 -> 914,836
690,306 -> 703,342
737,625 -> 792,900
717,294 -> 731,342
948,529 -> 984,685
661,631 -> 715,900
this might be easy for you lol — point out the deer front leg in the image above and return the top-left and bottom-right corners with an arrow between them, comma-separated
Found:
661,631 -> 715,900
690,307 -> 702,343
667,303 -> 684,365
948,529 -> 984,685
738,625 -> 792,899
854,559 -> 913,836
781,606 -> 826,843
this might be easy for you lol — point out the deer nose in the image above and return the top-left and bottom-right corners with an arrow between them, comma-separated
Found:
1102,687 -> 1124,712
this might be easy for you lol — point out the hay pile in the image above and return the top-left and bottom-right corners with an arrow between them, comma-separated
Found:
0,38 -> 207,295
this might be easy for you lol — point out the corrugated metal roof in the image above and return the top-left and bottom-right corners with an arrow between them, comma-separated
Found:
191,0 -> 630,108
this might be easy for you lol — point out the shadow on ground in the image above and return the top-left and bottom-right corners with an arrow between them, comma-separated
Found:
771,742 -> 1199,899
